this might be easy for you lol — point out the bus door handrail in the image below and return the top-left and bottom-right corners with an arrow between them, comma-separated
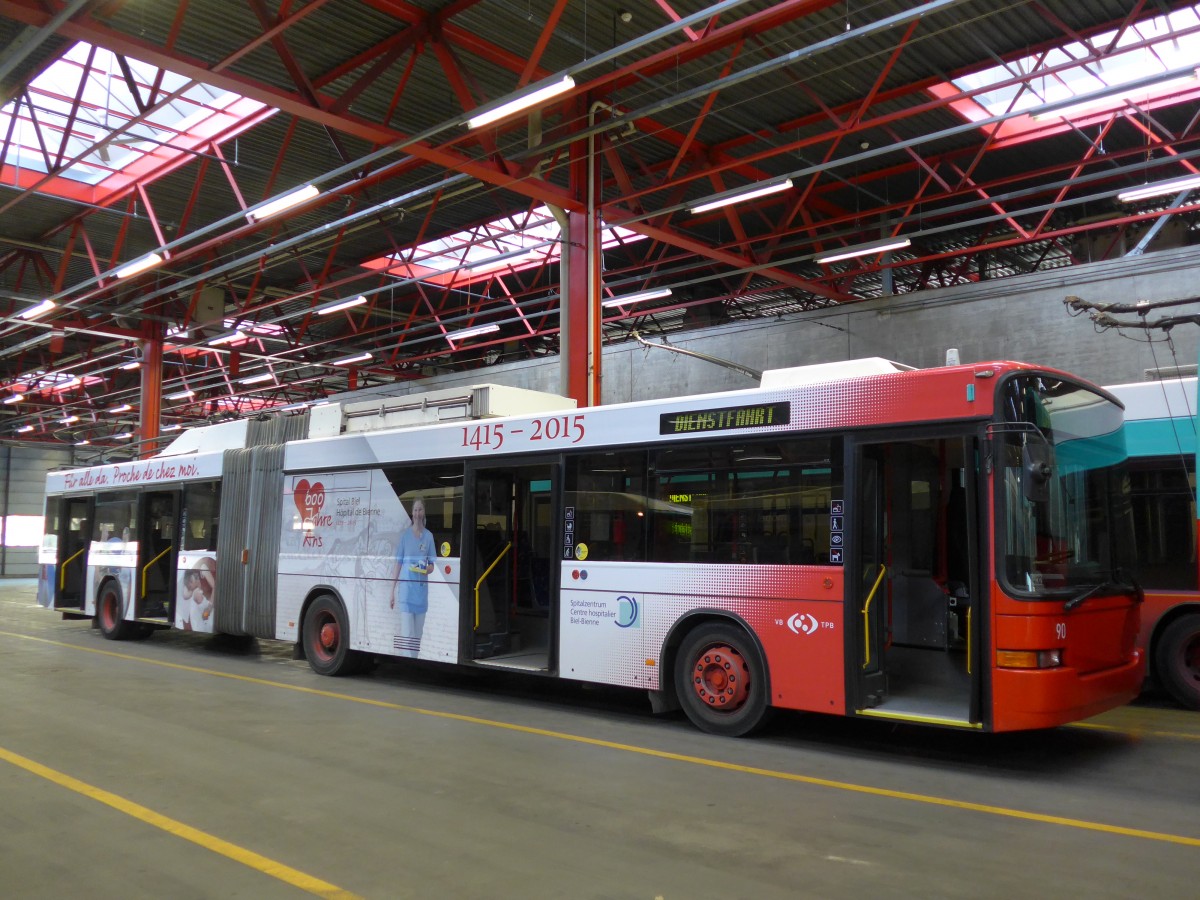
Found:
141,544 -> 174,598
475,542 -> 512,629
861,564 -> 887,670
59,546 -> 86,589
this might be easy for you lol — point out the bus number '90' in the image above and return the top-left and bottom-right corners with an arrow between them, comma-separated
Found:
462,415 -> 586,451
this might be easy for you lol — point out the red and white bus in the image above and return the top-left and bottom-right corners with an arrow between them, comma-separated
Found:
38,359 -> 1143,735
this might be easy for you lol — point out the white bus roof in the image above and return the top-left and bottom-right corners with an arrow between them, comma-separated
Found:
759,358 -> 913,389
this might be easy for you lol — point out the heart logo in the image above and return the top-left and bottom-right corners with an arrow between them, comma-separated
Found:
293,478 -> 325,527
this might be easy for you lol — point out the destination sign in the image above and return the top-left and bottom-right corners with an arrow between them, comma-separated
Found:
659,401 -> 790,435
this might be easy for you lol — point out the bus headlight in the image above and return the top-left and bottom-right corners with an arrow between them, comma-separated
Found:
996,649 -> 1063,669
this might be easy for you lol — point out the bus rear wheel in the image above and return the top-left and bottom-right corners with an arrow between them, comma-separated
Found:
1157,613 -> 1200,710
302,595 -> 361,677
97,584 -> 134,641
675,622 -> 770,736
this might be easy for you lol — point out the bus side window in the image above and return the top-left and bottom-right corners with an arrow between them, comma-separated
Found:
565,450 -> 650,562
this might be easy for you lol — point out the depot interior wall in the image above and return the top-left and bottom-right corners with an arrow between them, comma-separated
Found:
1,444 -> 73,577
336,245 -> 1200,406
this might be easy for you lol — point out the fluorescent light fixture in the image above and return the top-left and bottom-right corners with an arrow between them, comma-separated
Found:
446,324 -> 500,342
602,288 -> 672,308
163,424 -> 183,431
1117,174 -> 1200,203
75,439 -> 90,446
468,75 -> 575,129
52,377 -> 81,391
331,352 -> 372,366
239,373 -> 275,385
207,329 -> 247,347
815,237 -> 912,265
120,360 -> 141,371
60,415 -> 79,424
247,184 -> 320,222
3,394 -> 23,404
109,404 -> 132,414
115,252 -> 164,279
112,432 -> 133,440
166,389 -> 195,400
317,295 -> 367,316
19,299 -> 55,319
17,425 -> 34,433
690,179 -> 793,214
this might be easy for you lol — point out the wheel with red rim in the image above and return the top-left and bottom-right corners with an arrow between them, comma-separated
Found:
1157,613 -> 1200,710
675,622 -> 769,736
302,594 -> 359,676
96,582 -> 134,641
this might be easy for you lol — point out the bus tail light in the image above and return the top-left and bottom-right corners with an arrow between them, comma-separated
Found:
996,649 -> 1063,669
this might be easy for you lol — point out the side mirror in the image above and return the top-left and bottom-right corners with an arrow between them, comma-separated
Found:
1022,441 -> 1052,503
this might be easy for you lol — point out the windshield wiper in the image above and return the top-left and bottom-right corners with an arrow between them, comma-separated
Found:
1064,581 -> 1117,612
1064,571 -> 1141,612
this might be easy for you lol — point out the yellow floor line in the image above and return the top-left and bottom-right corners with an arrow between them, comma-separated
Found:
5,629 -> 1200,849
0,744 -> 361,900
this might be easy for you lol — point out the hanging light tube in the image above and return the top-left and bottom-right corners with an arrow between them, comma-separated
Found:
239,373 -> 275,385
3,393 -> 23,404
60,415 -> 79,424
108,404 -> 132,414
112,432 -> 134,440
317,295 -> 367,316
247,184 -> 320,222
331,352 -> 373,366
120,360 -> 141,371
689,179 -> 793,214
467,75 -> 575,129
115,252 -> 164,279
446,324 -> 500,342
16,425 -> 35,433
166,389 -> 195,401
208,329 -> 247,347
815,237 -> 912,264
19,299 -> 55,319
1117,174 -> 1200,203
601,288 -> 673,308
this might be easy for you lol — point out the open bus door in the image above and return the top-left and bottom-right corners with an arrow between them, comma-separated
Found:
850,432 -> 983,728
53,496 -> 93,612
135,490 -> 180,624
463,459 -> 558,671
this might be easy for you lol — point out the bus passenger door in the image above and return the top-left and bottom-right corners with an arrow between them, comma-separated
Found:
850,434 -> 982,728
463,460 -> 558,671
54,497 -> 93,610
136,490 -> 180,623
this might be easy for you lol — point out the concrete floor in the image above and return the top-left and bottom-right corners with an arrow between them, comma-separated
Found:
2,578 -> 1198,899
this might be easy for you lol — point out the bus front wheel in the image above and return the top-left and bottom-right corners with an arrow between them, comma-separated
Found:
97,585 -> 134,641
1157,613 -> 1200,710
675,622 -> 770,737
302,595 -> 360,677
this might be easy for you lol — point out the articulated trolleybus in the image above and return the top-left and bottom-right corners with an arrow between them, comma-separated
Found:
39,358 -> 1143,735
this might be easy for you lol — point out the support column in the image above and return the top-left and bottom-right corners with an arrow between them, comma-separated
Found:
138,321 -> 163,457
563,210 -> 601,406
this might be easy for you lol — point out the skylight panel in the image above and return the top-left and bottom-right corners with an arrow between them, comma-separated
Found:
362,206 -> 648,286
937,3 -> 1200,133
0,41 -> 273,200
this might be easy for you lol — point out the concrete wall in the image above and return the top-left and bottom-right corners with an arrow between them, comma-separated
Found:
336,244 -> 1200,405
1,444 -> 73,577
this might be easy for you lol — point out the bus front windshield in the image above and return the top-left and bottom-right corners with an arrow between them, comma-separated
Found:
999,376 -> 1133,598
